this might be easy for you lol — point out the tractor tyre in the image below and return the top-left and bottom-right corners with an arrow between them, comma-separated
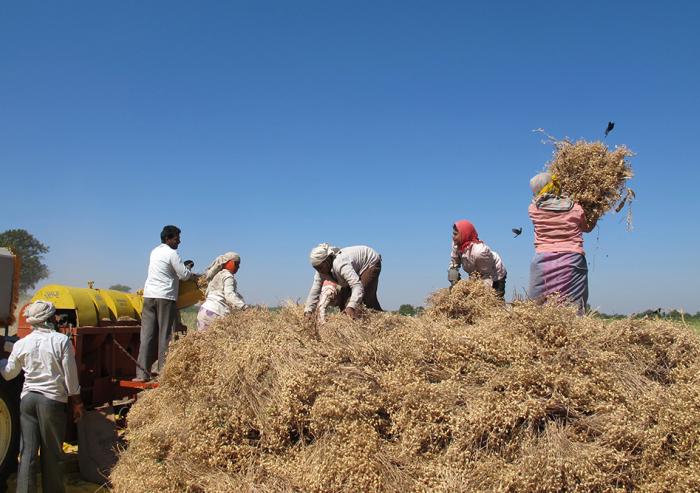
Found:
0,383 -> 20,483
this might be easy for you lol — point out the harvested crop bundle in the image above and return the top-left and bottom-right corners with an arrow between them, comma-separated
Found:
111,292 -> 700,493
538,131 -> 635,227
425,278 -> 502,322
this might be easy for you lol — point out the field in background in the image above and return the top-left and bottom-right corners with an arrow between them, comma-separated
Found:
687,317 -> 700,333
179,306 -> 198,331
8,295 -> 700,337
597,311 -> 700,335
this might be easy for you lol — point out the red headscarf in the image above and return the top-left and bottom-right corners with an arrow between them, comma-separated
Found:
454,220 -> 482,253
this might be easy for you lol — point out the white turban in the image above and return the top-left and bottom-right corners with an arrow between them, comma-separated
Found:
25,300 -> 56,326
204,251 -> 241,281
309,243 -> 339,267
529,172 -> 552,195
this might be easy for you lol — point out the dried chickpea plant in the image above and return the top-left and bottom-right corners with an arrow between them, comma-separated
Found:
112,279 -> 700,492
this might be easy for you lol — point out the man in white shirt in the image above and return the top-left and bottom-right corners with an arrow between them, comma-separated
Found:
1,300 -> 84,493
134,225 -> 194,381
304,243 -> 383,319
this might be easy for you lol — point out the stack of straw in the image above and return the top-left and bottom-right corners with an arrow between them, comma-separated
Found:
111,279 -> 700,492
539,131 -> 635,227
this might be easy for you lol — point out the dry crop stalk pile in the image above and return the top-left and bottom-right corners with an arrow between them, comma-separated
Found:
111,280 -> 700,492
540,133 -> 635,226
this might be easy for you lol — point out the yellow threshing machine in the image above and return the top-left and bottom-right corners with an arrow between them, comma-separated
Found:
0,277 -> 202,480
16,281 -> 203,402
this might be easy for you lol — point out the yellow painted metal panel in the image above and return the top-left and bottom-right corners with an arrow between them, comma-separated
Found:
84,290 -> 111,322
99,290 -> 138,321
127,293 -> 143,318
176,280 -> 203,310
31,285 -> 100,326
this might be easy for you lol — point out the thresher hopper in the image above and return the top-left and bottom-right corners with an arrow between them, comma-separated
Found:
16,281 -> 203,407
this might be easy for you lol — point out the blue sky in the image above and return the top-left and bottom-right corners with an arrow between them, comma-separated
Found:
1,1 -> 698,314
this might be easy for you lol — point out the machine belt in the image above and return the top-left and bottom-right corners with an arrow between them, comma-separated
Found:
111,336 -> 152,380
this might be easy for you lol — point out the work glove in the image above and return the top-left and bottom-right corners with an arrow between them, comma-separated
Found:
448,267 -> 461,286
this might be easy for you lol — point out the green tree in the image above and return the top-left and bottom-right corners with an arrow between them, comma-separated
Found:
0,229 -> 49,293
398,304 -> 416,316
109,284 -> 131,293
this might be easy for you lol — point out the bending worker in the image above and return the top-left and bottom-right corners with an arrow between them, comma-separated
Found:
1,300 -> 84,493
197,252 -> 247,331
528,172 -> 597,313
135,225 -> 195,382
448,219 -> 507,297
304,243 -> 382,319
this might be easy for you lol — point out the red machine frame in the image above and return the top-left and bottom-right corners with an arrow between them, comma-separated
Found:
16,317 -> 157,409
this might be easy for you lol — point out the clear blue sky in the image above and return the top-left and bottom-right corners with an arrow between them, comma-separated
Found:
1,1 -> 698,314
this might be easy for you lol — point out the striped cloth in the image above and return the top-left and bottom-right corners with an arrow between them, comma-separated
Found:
528,252 -> 588,313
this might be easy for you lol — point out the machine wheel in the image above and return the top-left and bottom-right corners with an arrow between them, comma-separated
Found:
0,384 -> 20,480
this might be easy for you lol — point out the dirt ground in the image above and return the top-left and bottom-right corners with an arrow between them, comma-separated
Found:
2,449 -> 104,493
4,471 -> 102,493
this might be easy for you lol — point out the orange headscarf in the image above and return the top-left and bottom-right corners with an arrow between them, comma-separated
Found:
454,220 -> 482,253
224,259 -> 237,272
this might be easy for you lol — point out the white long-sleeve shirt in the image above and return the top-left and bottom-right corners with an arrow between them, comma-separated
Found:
0,327 -> 81,403
143,243 -> 193,301
201,270 -> 246,316
317,281 -> 339,324
305,245 -> 381,312
449,242 -> 507,286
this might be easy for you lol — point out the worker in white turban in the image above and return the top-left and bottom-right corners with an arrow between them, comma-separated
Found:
1,299 -> 84,491
309,243 -> 340,267
24,299 -> 56,327
304,243 -> 383,319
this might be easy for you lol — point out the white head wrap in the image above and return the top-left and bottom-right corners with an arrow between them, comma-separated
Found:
309,243 -> 339,267
529,172 -> 552,196
203,251 -> 241,281
25,300 -> 56,326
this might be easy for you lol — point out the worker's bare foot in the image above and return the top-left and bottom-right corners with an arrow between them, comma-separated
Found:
131,377 -> 148,383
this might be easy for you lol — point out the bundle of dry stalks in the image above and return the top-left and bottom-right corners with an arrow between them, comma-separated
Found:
539,131 -> 635,227
111,279 -> 700,492
196,275 -> 210,294
425,278 -> 501,323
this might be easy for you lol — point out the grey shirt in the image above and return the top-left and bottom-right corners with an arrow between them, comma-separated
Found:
0,326 -> 81,403
304,245 -> 381,312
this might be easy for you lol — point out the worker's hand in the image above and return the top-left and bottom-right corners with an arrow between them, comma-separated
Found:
72,403 -> 85,423
344,307 -> 357,319
3,341 -> 14,353
304,311 -> 315,320
448,267 -> 461,285
69,396 -> 85,422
